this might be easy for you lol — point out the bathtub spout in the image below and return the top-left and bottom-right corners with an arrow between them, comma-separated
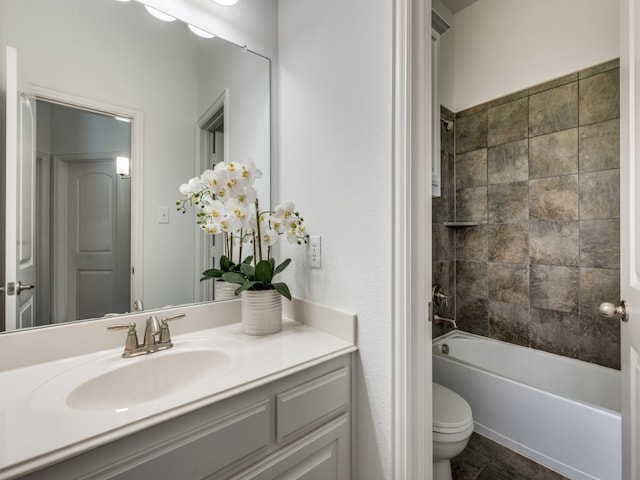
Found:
434,314 -> 457,329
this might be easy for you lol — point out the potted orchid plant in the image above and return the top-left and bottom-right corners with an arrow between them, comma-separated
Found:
177,160 -> 308,334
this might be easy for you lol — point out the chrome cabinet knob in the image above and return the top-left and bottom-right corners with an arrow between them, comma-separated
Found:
599,300 -> 629,322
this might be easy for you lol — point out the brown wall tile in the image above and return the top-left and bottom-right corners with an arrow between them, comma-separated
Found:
529,128 -> 578,179
456,187 -> 488,223
579,68 -> 620,125
579,169 -> 620,220
456,149 -> 488,189
488,223 -> 529,263
529,175 -> 579,222
489,263 -> 529,305
579,119 -> 620,172
433,62 -> 620,369
487,140 -> 529,185
530,264 -> 579,312
456,109 -> 488,154
529,82 -> 578,136
488,181 -> 529,223
456,225 -> 488,262
529,221 -> 579,266
579,219 -> 620,269
530,308 -> 580,358
488,98 -> 528,147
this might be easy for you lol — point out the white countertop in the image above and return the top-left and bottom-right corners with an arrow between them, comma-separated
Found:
0,302 -> 357,480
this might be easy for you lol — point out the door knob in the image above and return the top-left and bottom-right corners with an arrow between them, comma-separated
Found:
599,300 -> 629,322
15,281 -> 35,295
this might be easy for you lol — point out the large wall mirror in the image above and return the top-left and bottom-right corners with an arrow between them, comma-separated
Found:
1,0 -> 271,332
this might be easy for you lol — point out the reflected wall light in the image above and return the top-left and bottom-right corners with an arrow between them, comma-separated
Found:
213,0 -> 239,5
188,24 -> 215,39
116,157 -> 131,177
144,5 -> 176,21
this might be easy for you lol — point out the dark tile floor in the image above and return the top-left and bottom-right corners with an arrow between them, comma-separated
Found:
451,433 -> 570,480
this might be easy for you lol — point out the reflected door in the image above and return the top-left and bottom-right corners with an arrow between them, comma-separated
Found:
53,156 -> 130,321
5,47 -> 37,330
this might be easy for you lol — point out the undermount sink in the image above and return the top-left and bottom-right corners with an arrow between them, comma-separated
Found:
30,343 -> 236,412
67,349 -> 233,411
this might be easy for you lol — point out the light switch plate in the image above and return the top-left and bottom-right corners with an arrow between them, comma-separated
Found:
157,206 -> 169,224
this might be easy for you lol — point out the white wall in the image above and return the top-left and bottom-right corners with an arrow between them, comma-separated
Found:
278,0 -> 393,478
440,0 -> 620,111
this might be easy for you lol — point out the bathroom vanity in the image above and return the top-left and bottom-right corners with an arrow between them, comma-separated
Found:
0,299 -> 357,480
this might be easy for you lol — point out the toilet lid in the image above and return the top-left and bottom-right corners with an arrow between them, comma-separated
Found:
433,383 -> 473,432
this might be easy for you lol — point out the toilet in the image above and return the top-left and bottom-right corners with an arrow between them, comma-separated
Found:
433,382 -> 474,480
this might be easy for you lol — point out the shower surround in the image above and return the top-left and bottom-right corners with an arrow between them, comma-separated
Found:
432,59 -> 620,369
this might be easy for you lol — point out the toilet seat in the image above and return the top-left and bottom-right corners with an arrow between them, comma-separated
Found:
433,383 -> 473,435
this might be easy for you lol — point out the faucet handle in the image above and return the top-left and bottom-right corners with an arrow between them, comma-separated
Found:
158,313 -> 186,345
108,322 -> 140,353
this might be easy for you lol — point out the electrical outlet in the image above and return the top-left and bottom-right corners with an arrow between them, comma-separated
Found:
309,235 -> 321,268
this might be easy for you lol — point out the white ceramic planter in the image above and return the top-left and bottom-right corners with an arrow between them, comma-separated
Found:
215,280 -> 238,301
240,289 -> 282,335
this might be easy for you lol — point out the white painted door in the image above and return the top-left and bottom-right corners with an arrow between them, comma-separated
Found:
4,47 -> 37,330
620,0 -> 640,477
53,157 -> 128,321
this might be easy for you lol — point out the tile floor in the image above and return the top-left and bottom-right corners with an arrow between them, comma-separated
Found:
451,433 -> 570,480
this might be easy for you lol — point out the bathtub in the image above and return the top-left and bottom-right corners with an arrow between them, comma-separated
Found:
432,330 -> 621,480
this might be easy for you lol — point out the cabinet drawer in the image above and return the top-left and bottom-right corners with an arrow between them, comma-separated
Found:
276,367 -> 349,443
112,400 -> 271,480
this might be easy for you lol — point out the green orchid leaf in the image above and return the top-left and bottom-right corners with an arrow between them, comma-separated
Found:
221,272 -> 246,285
274,258 -> 292,275
220,256 -> 232,271
269,257 -> 276,271
255,260 -> 273,284
272,282 -> 292,300
240,263 -> 255,280
241,256 -> 254,264
234,281 -> 260,295
201,268 -> 224,279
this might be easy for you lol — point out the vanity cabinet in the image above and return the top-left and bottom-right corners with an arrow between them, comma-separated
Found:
20,355 -> 352,480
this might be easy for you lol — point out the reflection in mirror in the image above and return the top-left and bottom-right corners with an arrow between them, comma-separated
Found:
1,0 -> 271,332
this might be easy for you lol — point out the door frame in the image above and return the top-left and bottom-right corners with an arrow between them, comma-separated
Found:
393,0 -> 432,478
29,85 -> 144,311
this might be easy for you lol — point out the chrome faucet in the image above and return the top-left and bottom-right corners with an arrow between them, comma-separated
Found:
108,313 -> 186,358
434,314 -> 457,329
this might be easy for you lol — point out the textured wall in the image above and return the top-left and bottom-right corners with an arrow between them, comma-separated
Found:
433,59 -> 621,369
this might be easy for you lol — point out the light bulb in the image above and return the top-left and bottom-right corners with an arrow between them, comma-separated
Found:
188,24 -> 215,39
144,5 -> 176,22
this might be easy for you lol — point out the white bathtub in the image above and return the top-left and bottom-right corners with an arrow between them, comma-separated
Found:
432,330 -> 621,480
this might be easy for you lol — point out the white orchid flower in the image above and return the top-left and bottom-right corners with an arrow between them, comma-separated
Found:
201,197 -> 226,220
261,228 -> 279,247
274,201 -> 296,219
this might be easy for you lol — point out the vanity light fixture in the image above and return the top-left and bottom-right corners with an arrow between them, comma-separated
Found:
144,5 -> 176,22
213,0 -> 239,5
116,157 -> 131,177
188,24 -> 215,39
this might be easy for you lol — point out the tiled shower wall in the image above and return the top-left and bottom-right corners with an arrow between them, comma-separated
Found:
432,59 -> 621,369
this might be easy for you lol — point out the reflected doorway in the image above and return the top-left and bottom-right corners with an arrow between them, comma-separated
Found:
34,100 -> 132,326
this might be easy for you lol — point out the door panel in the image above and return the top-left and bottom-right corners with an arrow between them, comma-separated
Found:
620,0 -> 640,476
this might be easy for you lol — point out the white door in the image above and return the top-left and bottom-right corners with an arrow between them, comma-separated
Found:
620,0 -> 640,477
53,157 -> 128,321
4,47 -> 37,330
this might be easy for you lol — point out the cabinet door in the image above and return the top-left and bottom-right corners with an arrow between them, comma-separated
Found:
230,414 -> 350,480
